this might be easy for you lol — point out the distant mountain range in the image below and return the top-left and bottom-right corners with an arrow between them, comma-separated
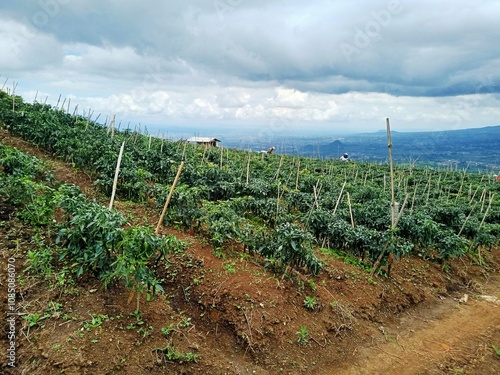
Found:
299,125 -> 500,172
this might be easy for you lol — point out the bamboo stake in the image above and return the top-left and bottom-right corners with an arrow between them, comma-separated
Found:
200,145 -> 207,166
181,141 -> 188,160
478,193 -> 494,232
425,174 -> 432,205
469,185 -> 480,204
347,191 -> 354,228
313,180 -> 322,209
305,180 -> 323,226
12,82 -> 18,111
155,161 -> 184,234
245,153 -> 251,185
370,195 -> 410,279
295,160 -> 300,190
220,146 -> 224,169
458,200 -> 479,236
394,194 -> 409,227
480,189 -> 487,213
276,181 -> 281,222
333,181 -> 346,215
108,142 -> 125,210
274,155 -> 284,180
109,115 -> 116,139
285,163 -> 295,186
370,118 -> 399,277
455,171 -> 466,202
387,118 -> 396,227
410,183 -> 418,214
397,175 -> 403,190
1,77 -> 8,90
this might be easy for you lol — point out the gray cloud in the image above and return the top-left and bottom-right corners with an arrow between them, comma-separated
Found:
1,0 -> 499,132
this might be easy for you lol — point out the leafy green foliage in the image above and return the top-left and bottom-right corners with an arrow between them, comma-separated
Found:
261,222 -> 322,275
56,201 -> 127,277
1,89 -> 499,278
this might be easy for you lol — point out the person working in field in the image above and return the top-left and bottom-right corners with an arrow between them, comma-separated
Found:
340,152 -> 349,161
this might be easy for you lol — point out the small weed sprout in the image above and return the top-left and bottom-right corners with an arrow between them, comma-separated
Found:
303,296 -> 317,310
296,326 -> 310,344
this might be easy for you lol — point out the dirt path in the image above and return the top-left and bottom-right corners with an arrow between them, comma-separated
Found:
337,276 -> 500,375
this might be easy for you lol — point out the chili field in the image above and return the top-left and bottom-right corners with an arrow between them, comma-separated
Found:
1,89 -> 500,374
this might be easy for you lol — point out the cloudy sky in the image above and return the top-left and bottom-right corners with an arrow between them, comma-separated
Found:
1,0 -> 499,135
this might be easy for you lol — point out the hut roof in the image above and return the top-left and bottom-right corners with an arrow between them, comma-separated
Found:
186,137 -> 221,143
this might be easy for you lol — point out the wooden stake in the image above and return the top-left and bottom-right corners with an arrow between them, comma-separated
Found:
333,181 -> 346,215
276,181 -> 281,222
110,115 -> 116,139
469,185 -> 480,204
155,161 -> 184,234
458,200 -> 479,236
393,194 -> 409,227
295,160 -> 300,190
108,142 -> 125,210
1,77 -> 8,90
12,82 -> 18,111
246,154 -> 250,185
455,171 -> 466,202
410,183 -> 418,214
200,145 -> 207,166
478,193 -> 494,232
480,189 -> 487,212
181,142 -> 188,160
347,191 -> 354,228
387,118 -> 396,227
370,118 -> 403,278
425,173 -> 432,205
220,146 -> 224,169
274,155 -> 284,180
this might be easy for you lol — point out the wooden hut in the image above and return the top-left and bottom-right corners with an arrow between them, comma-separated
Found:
186,137 -> 221,147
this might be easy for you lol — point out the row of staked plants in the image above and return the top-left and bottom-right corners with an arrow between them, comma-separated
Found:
0,143 -> 185,298
1,89 -> 499,276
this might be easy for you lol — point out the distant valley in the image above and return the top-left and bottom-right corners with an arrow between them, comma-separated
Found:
219,125 -> 500,173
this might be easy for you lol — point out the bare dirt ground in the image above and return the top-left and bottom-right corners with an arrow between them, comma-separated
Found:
1,130 -> 499,374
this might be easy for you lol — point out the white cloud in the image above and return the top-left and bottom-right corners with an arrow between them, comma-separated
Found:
1,0 -> 499,133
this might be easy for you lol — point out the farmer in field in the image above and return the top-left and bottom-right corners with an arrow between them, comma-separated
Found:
267,146 -> 276,154
340,152 -> 349,161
